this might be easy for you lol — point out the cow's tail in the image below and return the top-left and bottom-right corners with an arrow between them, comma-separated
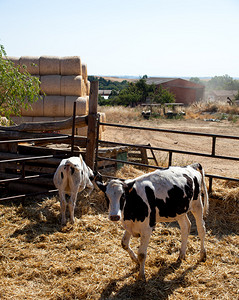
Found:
64,160 -> 76,175
191,163 -> 209,216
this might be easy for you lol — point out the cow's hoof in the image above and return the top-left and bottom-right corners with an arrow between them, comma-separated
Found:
199,251 -> 206,262
137,273 -> 146,281
177,252 -> 186,262
61,219 -> 67,226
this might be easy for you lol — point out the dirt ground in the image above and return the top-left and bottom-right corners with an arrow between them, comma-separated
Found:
101,117 -> 239,180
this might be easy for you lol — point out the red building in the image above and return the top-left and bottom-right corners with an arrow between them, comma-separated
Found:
146,78 -> 205,105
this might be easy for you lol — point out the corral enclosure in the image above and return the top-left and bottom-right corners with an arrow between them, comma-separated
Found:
0,64 -> 239,300
0,103 -> 239,299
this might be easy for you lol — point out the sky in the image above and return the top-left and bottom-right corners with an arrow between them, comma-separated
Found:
0,0 -> 239,78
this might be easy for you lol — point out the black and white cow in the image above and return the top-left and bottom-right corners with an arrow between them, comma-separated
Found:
96,163 -> 209,280
53,156 -> 95,225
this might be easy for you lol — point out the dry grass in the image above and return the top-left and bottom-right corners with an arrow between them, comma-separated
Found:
99,101 -> 239,124
0,165 -> 238,299
99,106 -> 142,123
184,101 -> 239,122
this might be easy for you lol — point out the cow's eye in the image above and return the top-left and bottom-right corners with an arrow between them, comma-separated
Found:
120,194 -> 125,210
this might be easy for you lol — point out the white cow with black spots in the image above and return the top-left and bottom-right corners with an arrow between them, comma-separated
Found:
96,163 -> 209,280
53,156 -> 94,225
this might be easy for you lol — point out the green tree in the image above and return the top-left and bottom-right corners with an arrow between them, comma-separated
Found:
88,76 -> 128,91
234,90 -> 239,100
151,85 -> 175,104
189,77 -> 205,86
206,74 -> 239,90
102,77 -> 175,107
0,45 -> 41,120
135,78 -> 147,102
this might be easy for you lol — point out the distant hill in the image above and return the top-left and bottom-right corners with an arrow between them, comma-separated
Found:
88,75 -> 138,83
101,76 -> 138,82
88,76 -> 129,91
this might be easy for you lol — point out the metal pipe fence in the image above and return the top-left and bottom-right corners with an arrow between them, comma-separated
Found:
0,135 -> 71,201
97,122 -> 239,193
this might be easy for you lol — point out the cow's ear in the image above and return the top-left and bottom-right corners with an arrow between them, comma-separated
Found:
94,171 -> 103,183
96,181 -> 107,193
124,180 -> 135,194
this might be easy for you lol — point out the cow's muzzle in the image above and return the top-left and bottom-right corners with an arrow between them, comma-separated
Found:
109,215 -> 120,222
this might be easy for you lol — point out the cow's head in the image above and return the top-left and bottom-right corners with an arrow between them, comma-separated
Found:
96,179 -> 135,222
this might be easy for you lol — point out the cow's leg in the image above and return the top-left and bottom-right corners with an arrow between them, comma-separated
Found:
121,230 -> 138,264
68,189 -> 78,224
86,180 -> 94,196
59,190 -> 67,225
177,214 -> 191,261
191,200 -> 207,262
137,230 -> 152,280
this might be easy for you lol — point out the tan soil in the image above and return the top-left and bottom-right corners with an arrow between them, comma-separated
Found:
101,118 -> 239,179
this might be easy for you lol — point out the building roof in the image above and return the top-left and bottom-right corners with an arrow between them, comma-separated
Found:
212,90 -> 238,97
145,77 -> 177,85
98,90 -> 112,95
145,77 -> 205,89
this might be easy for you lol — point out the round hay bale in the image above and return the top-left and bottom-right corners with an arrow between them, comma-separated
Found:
86,80 -> 90,95
19,56 -> 40,75
99,112 -> 106,131
11,116 -> 33,124
60,56 -> 82,75
21,96 -> 44,117
64,96 -> 88,117
32,116 -> 56,123
40,75 -> 61,95
61,75 -> 82,96
43,96 -> 65,117
81,80 -> 87,97
39,56 -> 60,75
76,126 -> 88,137
4,56 -> 20,68
82,63 -> 88,83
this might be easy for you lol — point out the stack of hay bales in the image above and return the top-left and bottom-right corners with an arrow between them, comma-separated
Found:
9,55 -> 102,136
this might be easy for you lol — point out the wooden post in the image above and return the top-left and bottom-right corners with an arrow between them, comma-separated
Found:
168,151 -> 172,167
85,81 -> 99,170
71,101 -> 76,155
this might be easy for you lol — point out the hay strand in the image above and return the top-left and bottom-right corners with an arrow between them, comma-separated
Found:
0,176 -> 238,299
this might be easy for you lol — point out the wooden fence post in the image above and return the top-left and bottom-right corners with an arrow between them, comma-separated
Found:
85,81 -> 99,170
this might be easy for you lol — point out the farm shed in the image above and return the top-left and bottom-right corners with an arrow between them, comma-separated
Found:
6,56 -> 105,136
99,90 -> 112,99
207,90 -> 238,102
146,77 -> 205,105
